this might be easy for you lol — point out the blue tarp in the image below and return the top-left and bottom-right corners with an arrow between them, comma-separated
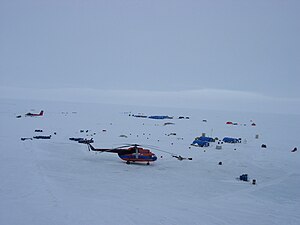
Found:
198,136 -> 215,142
223,137 -> 240,143
148,116 -> 173,119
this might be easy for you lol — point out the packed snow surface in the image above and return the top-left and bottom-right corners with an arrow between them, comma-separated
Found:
0,99 -> 299,225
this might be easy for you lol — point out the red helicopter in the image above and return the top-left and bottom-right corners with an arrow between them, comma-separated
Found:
86,143 -> 192,165
25,110 -> 44,117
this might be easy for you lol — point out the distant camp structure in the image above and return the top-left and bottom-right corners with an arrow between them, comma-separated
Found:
21,137 -> 33,141
222,137 -> 241,143
131,114 -> 147,118
191,140 -> 210,147
178,116 -> 190,119
33,135 -> 51,139
78,138 -> 94,144
130,113 -> 190,120
239,174 -> 248,182
196,136 -> 215,142
164,122 -> 175,126
69,137 -> 94,144
148,115 -> 173,119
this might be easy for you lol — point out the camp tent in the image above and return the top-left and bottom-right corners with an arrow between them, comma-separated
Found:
197,136 -> 215,142
191,140 -> 210,147
222,137 -> 240,143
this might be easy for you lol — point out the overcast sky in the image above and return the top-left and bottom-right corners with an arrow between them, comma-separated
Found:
1,0 -> 299,113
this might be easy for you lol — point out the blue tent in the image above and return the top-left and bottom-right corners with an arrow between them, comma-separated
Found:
198,136 -> 215,142
191,140 -> 210,147
222,137 -> 240,143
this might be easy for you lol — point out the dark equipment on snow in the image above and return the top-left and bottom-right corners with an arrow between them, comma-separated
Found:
21,137 -> 33,141
69,137 -> 84,142
78,138 -> 94,144
33,135 -> 51,139
239,174 -> 248,182
172,155 -> 192,161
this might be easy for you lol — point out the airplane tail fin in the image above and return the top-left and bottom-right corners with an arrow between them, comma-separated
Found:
39,110 -> 44,116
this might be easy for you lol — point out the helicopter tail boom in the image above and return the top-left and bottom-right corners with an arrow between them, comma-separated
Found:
87,143 -> 124,153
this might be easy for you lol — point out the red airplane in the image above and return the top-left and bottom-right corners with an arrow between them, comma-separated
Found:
25,110 -> 44,117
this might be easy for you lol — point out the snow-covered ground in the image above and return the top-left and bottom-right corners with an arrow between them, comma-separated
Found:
0,98 -> 299,225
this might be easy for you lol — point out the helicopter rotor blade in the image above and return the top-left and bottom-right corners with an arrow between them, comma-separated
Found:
119,143 -> 141,147
119,143 -> 160,149
145,145 -> 176,156
136,144 -> 159,149
85,143 -> 131,154
140,145 -> 192,161
114,144 -> 135,149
